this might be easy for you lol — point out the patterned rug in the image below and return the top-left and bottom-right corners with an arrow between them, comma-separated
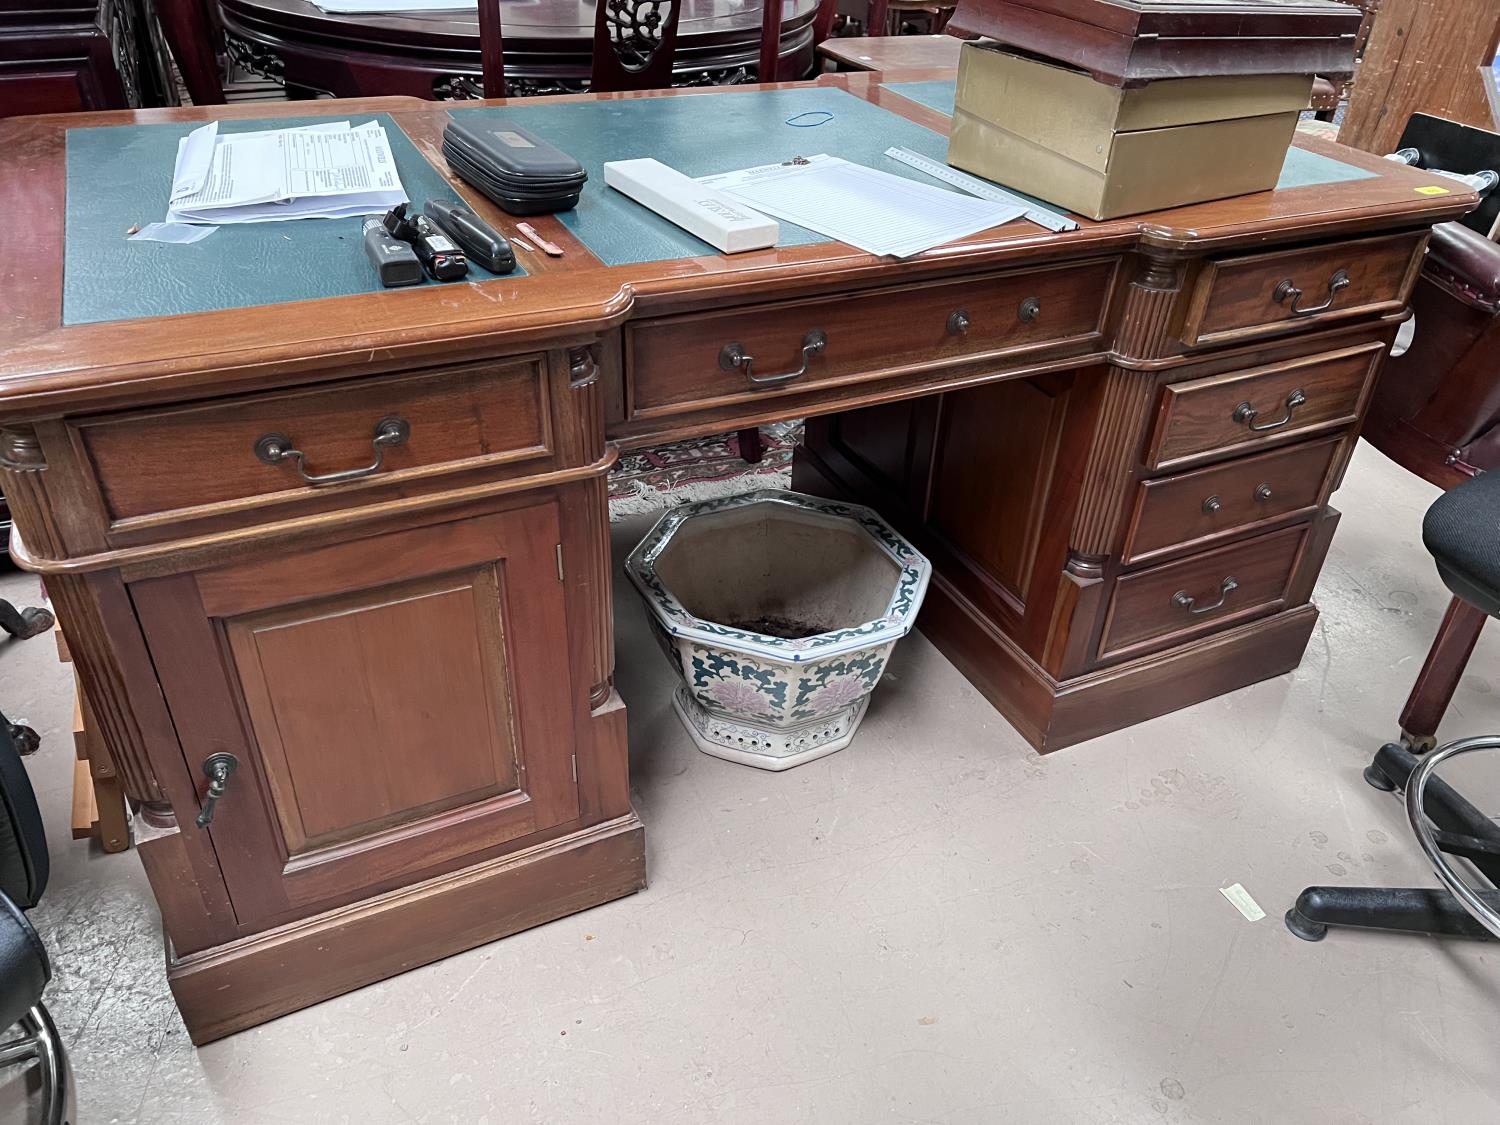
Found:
607,421 -> 801,521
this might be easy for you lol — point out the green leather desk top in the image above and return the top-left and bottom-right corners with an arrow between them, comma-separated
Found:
450,87 -> 963,269
63,113 -> 524,327
63,89 -> 1379,327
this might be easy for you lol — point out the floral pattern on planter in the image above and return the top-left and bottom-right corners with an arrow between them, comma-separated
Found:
790,649 -> 889,722
689,646 -> 788,719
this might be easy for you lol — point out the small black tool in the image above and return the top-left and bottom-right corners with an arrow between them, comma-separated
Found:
362,217 -> 422,288
382,203 -> 468,281
423,199 -> 516,274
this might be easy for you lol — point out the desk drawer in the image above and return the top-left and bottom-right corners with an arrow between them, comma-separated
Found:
1100,525 -> 1307,661
1181,230 -> 1426,347
77,357 -> 554,528
1146,342 -> 1382,471
625,260 -> 1114,419
1124,436 -> 1342,564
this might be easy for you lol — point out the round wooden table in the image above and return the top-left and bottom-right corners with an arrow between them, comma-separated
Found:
219,0 -> 824,99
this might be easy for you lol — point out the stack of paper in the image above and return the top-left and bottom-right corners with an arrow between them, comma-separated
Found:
166,120 -> 408,225
696,155 -> 1026,258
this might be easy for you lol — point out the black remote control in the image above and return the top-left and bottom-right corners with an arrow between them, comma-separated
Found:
423,199 -> 516,274
361,218 -> 422,288
381,204 -> 469,282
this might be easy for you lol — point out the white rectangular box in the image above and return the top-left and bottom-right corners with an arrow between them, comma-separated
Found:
603,157 -> 779,254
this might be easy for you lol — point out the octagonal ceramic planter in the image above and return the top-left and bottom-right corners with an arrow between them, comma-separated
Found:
625,489 -> 931,770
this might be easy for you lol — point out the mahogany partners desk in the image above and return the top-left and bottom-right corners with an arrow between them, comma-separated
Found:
0,75 -> 1473,1042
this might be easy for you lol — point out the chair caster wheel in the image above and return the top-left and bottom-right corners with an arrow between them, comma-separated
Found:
7,724 -> 40,757
1400,731 -> 1436,754
1285,908 -> 1327,942
1363,763 -> 1397,791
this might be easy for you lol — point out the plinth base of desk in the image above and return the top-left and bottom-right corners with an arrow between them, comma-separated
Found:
166,812 -> 646,1045
921,571 -> 1320,753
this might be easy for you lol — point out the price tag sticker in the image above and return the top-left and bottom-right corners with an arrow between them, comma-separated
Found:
1219,883 -> 1266,922
1416,185 -> 1452,195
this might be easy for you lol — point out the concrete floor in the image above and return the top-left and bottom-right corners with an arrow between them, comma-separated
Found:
1,441 -> 1497,1124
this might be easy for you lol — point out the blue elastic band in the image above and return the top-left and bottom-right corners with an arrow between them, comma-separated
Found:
785,111 -> 835,128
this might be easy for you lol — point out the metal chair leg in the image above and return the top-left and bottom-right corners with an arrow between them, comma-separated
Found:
1406,736 -> 1500,939
2,1005 -> 75,1125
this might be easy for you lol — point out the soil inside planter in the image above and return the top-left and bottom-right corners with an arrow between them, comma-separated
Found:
652,505 -> 902,642
725,614 -> 830,640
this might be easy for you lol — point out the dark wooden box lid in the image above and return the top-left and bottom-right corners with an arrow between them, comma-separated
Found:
951,0 -> 1363,86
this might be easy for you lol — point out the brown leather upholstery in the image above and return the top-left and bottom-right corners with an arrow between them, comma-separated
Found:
1309,75 -> 1339,111
1365,222 -> 1500,485
1427,222 -> 1500,310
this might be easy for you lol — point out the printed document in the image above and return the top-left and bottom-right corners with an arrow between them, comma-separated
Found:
697,155 -> 1026,258
166,120 -> 408,225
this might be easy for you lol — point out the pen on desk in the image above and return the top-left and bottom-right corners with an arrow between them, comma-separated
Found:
512,237 -> 535,253
515,222 -> 564,257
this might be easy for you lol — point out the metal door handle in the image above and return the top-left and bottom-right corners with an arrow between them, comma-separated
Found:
1274,269 -> 1350,316
719,330 -> 827,386
255,416 -> 410,486
195,752 -> 239,828
1233,389 -> 1306,432
1173,577 -> 1238,615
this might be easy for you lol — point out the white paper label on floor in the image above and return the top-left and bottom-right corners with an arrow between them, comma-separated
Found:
1219,883 -> 1266,921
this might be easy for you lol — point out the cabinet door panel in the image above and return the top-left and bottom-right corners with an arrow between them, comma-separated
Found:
228,568 -> 521,853
133,502 -> 579,930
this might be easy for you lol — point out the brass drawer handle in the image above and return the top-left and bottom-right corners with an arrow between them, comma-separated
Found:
1273,269 -> 1350,317
1233,388 -> 1306,433
195,751 -> 239,829
255,415 -> 410,486
1173,576 -> 1238,616
719,329 -> 827,387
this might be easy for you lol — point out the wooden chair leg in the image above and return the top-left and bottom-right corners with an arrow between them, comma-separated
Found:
737,427 -> 765,464
1400,595 -> 1489,751
156,0 -> 226,106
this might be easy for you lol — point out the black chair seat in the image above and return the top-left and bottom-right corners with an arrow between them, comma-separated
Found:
1423,471 -> 1500,619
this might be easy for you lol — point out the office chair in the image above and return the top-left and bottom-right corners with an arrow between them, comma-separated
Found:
1287,470 -> 1500,942
0,723 -> 74,1124
1362,114 -> 1500,754
0,597 -> 54,758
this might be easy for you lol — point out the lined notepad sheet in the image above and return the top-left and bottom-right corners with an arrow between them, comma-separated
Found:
697,155 -> 1026,258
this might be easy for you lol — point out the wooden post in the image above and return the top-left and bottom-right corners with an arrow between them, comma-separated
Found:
759,0 -> 781,82
477,0 -> 508,99
1341,0 -> 1500,155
